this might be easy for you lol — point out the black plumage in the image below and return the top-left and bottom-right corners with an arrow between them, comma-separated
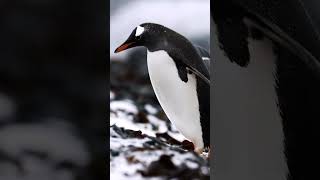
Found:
212,0 -> 320,179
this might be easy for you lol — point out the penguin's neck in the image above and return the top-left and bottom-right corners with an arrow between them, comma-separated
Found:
213,36 -> 288,179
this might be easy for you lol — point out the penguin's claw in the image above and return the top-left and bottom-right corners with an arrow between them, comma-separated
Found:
195,147 -> 211,159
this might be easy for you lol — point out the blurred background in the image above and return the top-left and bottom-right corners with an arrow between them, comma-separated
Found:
0,0 -> 106,180
110,0 -> 210,179
110,0 -> 210,60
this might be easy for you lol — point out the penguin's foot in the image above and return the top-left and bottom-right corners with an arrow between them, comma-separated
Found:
195,147 -> 204,155
207,147 -> 211,159
195,147 -> 211,159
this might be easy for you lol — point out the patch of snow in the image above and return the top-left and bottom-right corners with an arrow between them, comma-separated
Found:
167,131 -> 187,143
110,144 -> 202,179
147,115 -> 168,133
110,100 -> 138,114
201,166 -> 210,175
110,91 -> 115,100
144,104 -> 157,114
110,112 -> 155,137
185,160 -> 199,169
110,101 -> 173,137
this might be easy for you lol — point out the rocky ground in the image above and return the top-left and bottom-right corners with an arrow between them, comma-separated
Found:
110,51 -> 210,180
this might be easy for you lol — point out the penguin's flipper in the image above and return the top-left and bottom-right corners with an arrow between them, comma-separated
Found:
243,13 -> 320,80
213,0 -> 320,79
186,66 -> 210,85
168,52 -> 210,85
174,60 -> 188,83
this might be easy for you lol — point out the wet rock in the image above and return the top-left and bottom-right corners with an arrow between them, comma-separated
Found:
110,123 -> 210,179
156,132 -> 182,146
133,111 -> 149,123
139,154 -> 209,180
182,140 -> 195,151
139,154 -> 177,176
111,125 -> 146,139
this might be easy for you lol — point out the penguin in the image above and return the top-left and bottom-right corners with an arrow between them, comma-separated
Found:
212,0 -> 320,179
114,23 -> 210,153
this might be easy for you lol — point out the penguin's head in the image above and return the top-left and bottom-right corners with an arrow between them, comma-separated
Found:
115,23 -> 170,53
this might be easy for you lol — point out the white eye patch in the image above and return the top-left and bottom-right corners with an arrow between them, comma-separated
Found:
135,25 -> 144,36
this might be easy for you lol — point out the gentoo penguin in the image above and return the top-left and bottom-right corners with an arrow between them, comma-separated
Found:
212,0 -> 320,179
114,23 -> 210,153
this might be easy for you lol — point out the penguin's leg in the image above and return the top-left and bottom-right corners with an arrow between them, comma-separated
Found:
194,147 -> 204,154
191,136 -> 205,155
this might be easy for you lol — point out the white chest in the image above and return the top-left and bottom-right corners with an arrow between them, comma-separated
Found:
213,34 -> 287,179
146,50 -> 204,148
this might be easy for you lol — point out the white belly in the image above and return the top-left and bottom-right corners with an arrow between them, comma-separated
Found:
147,50 -> 204,149
212,29 -> 287,179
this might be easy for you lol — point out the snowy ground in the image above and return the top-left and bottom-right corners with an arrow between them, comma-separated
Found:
110,90 -> 210,180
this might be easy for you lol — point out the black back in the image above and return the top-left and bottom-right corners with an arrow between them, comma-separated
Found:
212,0 -> 320,179
196,75 -> 210,148
141,23 -> 210,85
213,0 -> 320,78
195,45 -> 210,147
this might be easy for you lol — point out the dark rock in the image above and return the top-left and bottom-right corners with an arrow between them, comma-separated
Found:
139,154 -> 210,180
133,111 -> 149,123
182,140 -> 195,151
139,155 -> 177,177
156,132 -> 182,146
112,125 -> 146,139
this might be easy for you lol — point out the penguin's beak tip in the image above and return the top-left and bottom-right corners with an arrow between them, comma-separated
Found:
114,47 -> 122,53
114,42 -> 134,54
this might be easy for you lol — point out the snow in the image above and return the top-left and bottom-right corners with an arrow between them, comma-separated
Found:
144,104 -> 157,114
109,91 -> 210,179
110,100 -> 138,114
110,91 -> 115,100
110,99 -> 172,137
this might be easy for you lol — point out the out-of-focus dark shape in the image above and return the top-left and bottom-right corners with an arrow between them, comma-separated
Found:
212,0 -> 320,179
0,0 -> 107,179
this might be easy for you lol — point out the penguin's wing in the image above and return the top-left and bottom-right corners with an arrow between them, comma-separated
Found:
168,50 -> 210,85
194,45 -> 210,72
213,0 -> 320,79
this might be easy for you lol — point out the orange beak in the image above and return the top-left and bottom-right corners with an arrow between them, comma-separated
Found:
114,42 -> 134,53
